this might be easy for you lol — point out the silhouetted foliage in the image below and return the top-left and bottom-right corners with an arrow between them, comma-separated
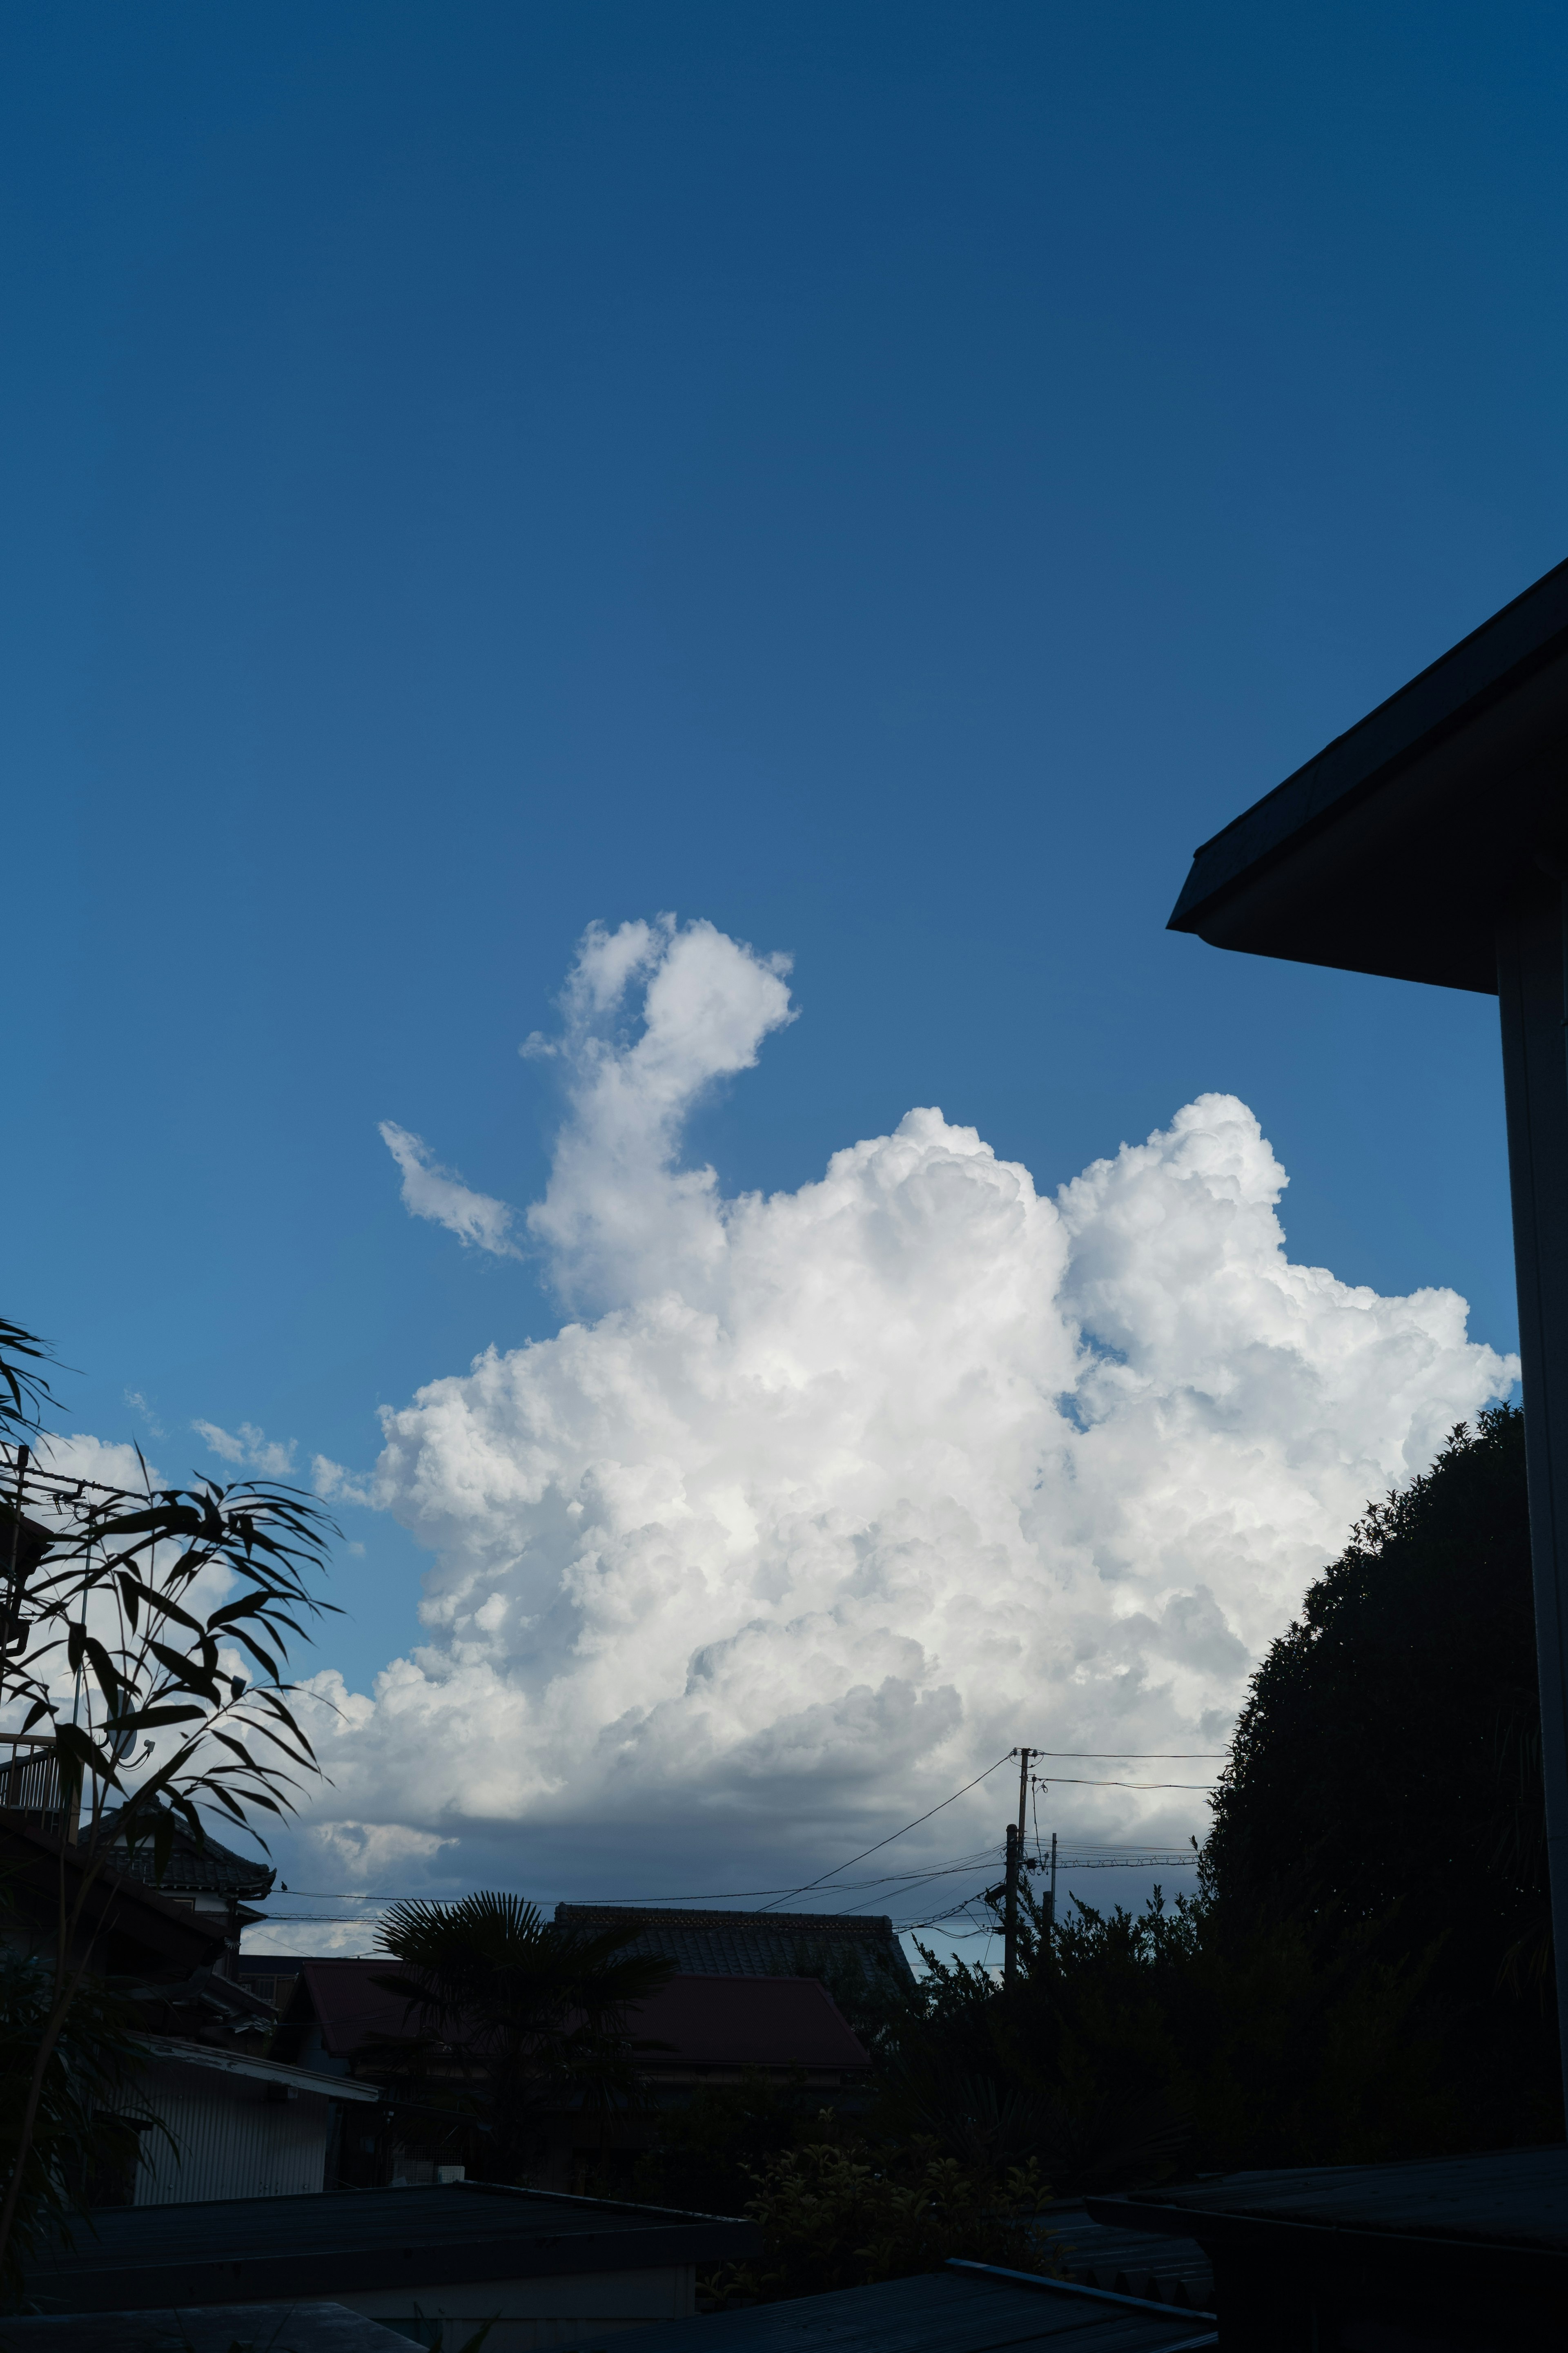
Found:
0,1311 -> 338,2284
1204,1405 -> 1556,2143
702,2114 -> 1051,2306
630,2070 -> 826,2217
1,1314 -> 337,1903
371,1891 -> 676,2181
0,1953 -> 167,2293
826,1877 -> 1442,2190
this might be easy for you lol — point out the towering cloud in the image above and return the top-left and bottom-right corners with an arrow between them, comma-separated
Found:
301,919 -> 1515,1896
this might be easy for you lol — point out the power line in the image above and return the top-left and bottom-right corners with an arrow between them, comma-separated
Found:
251,1739 -> 1216,1927
260,1835 -> 1212,1916
750,1753 -> 1016,1913
257,1751 -> 1223,1912
262,1842 -> 1209,1932
906,1867 -> 1202,1937
272,1758 -> 1025,1920
261,1855 -> 1017,1925
1031,1776 -> 1217,1789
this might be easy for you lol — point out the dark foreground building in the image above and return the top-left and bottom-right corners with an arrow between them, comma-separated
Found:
1091,2146 -> 1568,2351
598,2264 -> 1215,2352
20,2179 -> 758,2349
1166,548 -> 1568,2119
1163,556 -> 1568,2344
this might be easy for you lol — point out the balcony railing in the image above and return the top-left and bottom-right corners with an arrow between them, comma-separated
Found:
0,1734 -> 78,1842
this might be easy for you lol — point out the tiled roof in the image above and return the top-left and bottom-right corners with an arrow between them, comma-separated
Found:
1,1815 -> 227,1972
96,1807 -> 275,1897
1046,2204 -> 1213,2311
287,1960 -> 870,2073
629,1974 -> 870,2072
553,1905 -> 913,1986
294,1960 -> 418,2057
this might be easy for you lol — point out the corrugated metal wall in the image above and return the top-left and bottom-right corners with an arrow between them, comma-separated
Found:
135,2064 -> 333,2205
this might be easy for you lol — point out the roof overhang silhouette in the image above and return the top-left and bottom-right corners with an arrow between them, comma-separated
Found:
1163,552 -> 1568,2135
1168,556 -> 1568,992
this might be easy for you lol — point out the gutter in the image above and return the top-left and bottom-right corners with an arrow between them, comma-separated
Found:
136,2035 -> 381,2102
946,2260 -> 1216,2345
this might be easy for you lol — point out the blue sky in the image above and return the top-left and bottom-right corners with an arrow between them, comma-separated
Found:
4,4 -> 1556,1933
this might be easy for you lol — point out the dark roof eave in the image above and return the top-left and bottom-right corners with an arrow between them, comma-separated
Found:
1168,553 -> 1568,994
1086,2146 -> 1568,2263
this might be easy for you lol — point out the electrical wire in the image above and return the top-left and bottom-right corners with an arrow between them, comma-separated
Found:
750,1752 -> 1016,1912
252,1743 -> 1214,1931
258,1760 -> 1025,1915
260,1852 -> 1019,1924
262,1837 -> 1208,1917
259,1843 -> 1205,1929
1031,1777 -> 1216,1789
264,1847 -> 1198,1901
270,1789 -> 1216,1907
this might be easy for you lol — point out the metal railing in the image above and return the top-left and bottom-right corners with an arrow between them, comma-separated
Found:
0,1733 -> 78,1841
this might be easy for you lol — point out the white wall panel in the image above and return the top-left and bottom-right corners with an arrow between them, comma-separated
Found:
134,2063 -> 332,2205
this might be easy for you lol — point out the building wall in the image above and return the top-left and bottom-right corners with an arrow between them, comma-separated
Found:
134,2063 -> 334,2205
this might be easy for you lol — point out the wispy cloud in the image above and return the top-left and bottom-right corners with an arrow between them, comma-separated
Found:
123,1389 -> 165,1438
193,1420 -> 297,1477
192,1424 -> 377,1504
379,1121 -> 521,1257
312,1454 -> 376,1508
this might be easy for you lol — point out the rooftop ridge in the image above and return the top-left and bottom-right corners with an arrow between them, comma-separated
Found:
96,1802 -> 275,1896
552,1902 -> 915,1985
555,1903 -> 897,1933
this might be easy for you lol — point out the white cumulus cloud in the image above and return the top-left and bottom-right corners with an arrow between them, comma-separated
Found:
521,914 -> 796,1307
379,1122 -> 521,1257
294,918 -> 1517,1899
38,1433 -> 165,1490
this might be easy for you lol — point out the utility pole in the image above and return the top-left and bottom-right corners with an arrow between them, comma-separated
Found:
1002,1746 -> 1033,1988
1002,1822 -> 1020,1986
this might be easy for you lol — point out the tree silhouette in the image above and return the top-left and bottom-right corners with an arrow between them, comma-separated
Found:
1204,1405 -> 1556,2138
372,1892 -> 675,2181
